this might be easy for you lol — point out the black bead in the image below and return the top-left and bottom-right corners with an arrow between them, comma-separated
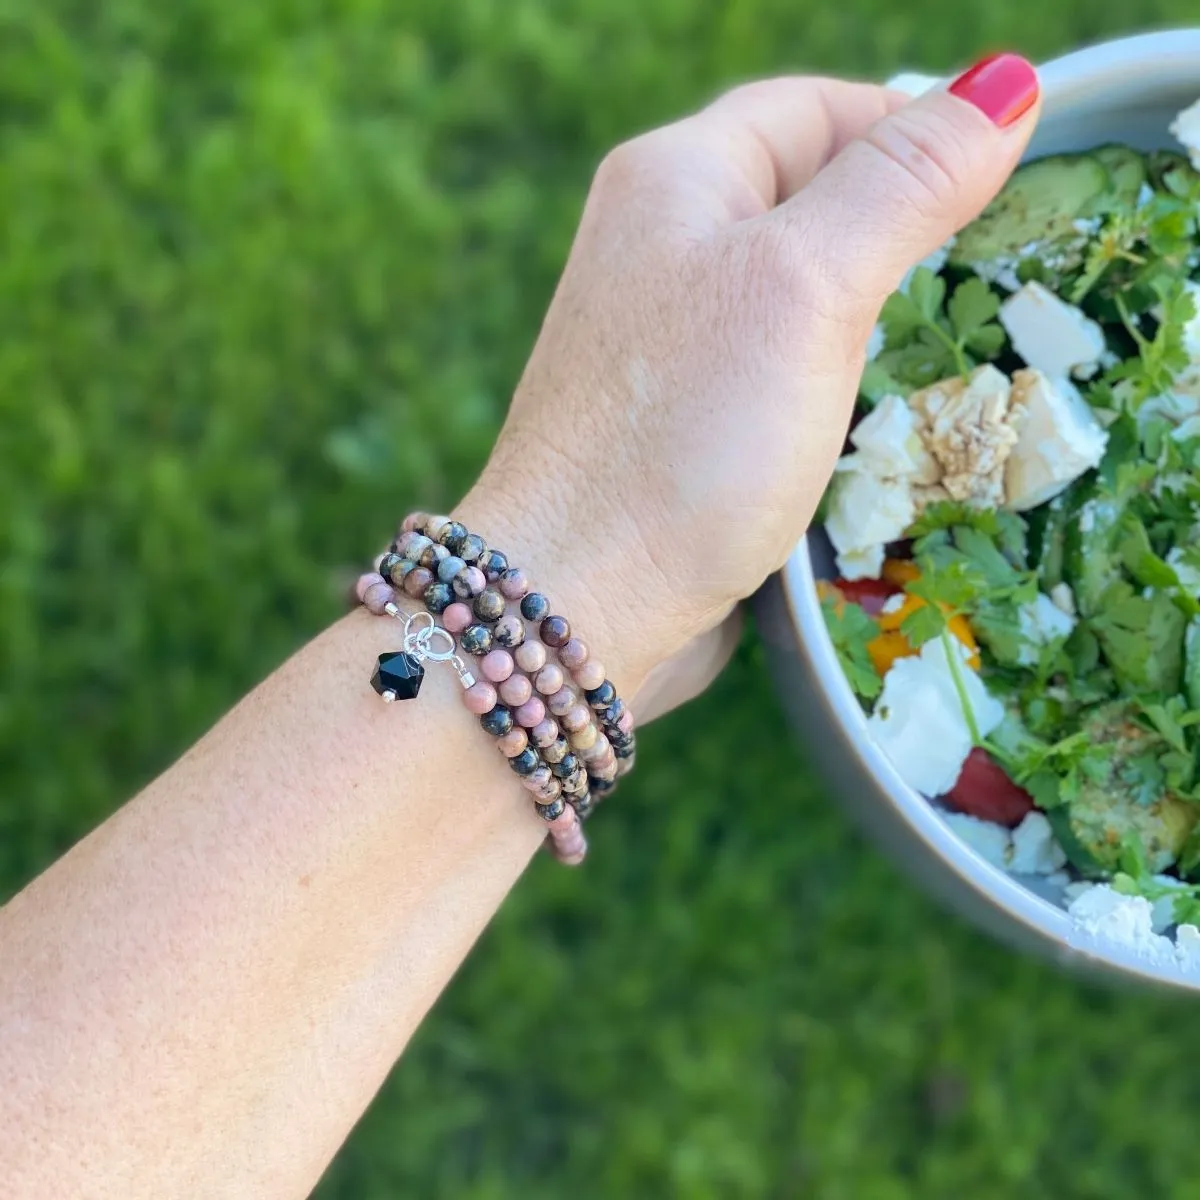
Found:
371,651 -> 424,701
598,699 -> 626,726
591,777 -> 616,795
540,615 -> 570,648
572,792 -> 594,818
509,747 -> 539,776
614,743 -> 635,759
473,587 -> 506,623
423,581 -> 454,614
378,552 -> 405,582
550,753 -> 580,779
460,533 -> 488,564
480,705 -> 515,736
420,542 -> 450,570
482,549 -> 509,581
536,797 -> 566,822
521,592 -> 550,622
585,681 -> 616,710
461,624 -> 494,656
387,558 -> 415,587
439,521 -> 468,554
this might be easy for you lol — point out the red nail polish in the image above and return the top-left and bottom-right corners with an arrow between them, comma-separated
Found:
948,53 -> 1039,128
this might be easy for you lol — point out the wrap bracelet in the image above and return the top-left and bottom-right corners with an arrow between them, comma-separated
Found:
353,512 -> 636,865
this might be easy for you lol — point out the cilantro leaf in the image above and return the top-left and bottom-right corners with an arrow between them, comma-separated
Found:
947,276 -> 1001,341
1090,581 -> 1186,695
821,596 -> 882,702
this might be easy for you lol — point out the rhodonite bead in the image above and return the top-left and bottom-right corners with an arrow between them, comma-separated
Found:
402,533 -> 433,562
536,777 -> 564,802
482,549 -> 508,581
437,555 -> 467,584
461,624 -> 493,656
515,697 -> 547,728
420,542 -> 450,570
438,521 -> 468,554
562,767 -> 589,794
585,680 -> 616,710
540,615 -> 570,647
522,765 -> 553,792
401,512 -> 426,534
591,759 -> 619,783
536,797 -> 567,822
497,727 -> 529,758
558,638 -> 588,670
592,776 -> 617,795
617,710 -> 635,736
547,687 -> 579,717
424,582 -> 454,614
499,568 -> 528,600
494,615 -> 525,649
598,698 -> 626,726
422,514 -> 452,539
356,571 -> 384,601
530,718 -> 560,748
499,674 -> 533,707
570,723 -> 599,751
480,705 -> 515,736
388,558 -> 416,587
442,602 -> 473,633
378,552 -> 405,583
533,664 -> 564,695
614,743 -> 635,759
570,794 -> 593,819
474,587 -> 506,622
508,747 -> 539,776
462,681 -> 499,714
402,566 -> 434,599
550,752 -> 580,779
452,566 -> 487,599
362,581 -> 396,614
560,704 -> 591,733
460,533 -> 488,564
514,640 -> 545,672
542,736 -> 570,764
573,660 -> 606,690
521,592 -> 550,622
480,649 -> 515,683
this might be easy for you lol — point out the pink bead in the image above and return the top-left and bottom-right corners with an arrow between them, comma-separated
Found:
549,806 -> 579,833
443,602 -> 473,634
403,566 -> 434,598
558,638 -> 589,670
402,512 -> 426,533
480,649 -> 515,683
570,723 -> 599,751
561,704 -> 592,733
494,614 -> 525,648
554,842 -> 587,866
536,777 -> 563,801
497,728 -> 529,758
499,568 -> 529,600
424,513 -> 452,539
499,674 -> 533,707
593,759 -> 619,782
617,710 -> 635,736
533,663 -> 564,695
530,718 -> 560,748
574,661 -> 606,690
578,736 -> 611,763
455,566 -> 487,597
363,581 -> 396,614
373,551 -> 387,572
514,641 -> 546,673
548,687 -> 579,717
462,680 -> 499,715
516,697 -> 547,728
356,571 -> 385,603
522,765 -> 553,791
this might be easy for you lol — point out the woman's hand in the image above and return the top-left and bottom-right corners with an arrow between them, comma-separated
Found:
460,56 -> 1040,717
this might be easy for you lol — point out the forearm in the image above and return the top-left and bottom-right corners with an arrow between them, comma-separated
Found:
0,502 -> 567,1197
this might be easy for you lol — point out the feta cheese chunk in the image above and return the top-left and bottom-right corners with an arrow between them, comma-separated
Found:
825,465 -> 914,580
1007,811 -> 1067,875
999,281 -> 1106,380
848,393 -> 928,477
1171,97 -> 1200,172
1015,592 -> 1076,665
1176,923 -> 1200,971
1067,884 -> 1173,961
867,637 -> 1004,797
943,812 -> 1011,870
1049,582 -> 1076,616
1003,370 -> 1108,511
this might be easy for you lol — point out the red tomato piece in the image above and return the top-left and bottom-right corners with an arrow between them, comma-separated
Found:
945,748 -> 1035,828
832,577 -> 898,617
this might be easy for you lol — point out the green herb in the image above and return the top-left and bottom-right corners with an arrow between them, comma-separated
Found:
821,596 -> 882,703
988,725 -> 1111,811
1106,277 -> 1195,413
1090,581 -> 1187,695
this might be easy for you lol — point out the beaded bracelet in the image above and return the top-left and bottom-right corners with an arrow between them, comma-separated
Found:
354,512 -> 637,865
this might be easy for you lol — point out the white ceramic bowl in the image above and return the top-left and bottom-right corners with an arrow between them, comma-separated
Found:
757,30 -> 1200,994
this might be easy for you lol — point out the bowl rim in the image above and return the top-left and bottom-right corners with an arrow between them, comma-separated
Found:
781,27 -> 1200,991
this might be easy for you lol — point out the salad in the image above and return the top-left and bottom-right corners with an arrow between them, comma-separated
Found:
818,97 -> 1200,962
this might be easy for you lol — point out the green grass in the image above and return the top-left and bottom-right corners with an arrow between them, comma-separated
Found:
6,1 -> 1200,1195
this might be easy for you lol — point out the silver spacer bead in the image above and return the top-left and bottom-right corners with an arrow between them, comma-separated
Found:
381,690 -> 398,703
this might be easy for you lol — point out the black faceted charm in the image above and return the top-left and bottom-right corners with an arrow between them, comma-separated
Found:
371,651 -> 425,701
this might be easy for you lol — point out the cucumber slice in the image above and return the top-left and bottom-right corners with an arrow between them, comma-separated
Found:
1147,150 -> 1200,196
1091,144 -> 1147,207
948,154 -> 1109,271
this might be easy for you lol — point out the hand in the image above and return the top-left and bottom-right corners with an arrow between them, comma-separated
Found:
459,56 -> 1040,719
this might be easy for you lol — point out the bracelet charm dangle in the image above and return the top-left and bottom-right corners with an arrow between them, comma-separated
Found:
371,607 -> 476,702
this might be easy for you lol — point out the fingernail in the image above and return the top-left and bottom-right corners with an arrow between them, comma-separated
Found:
948,53 -> 1039,128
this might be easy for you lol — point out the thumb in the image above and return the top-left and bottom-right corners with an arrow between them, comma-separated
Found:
779,53 -> 1041,317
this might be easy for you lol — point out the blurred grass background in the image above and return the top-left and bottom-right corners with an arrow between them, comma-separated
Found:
4,1 -> 1200,1196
